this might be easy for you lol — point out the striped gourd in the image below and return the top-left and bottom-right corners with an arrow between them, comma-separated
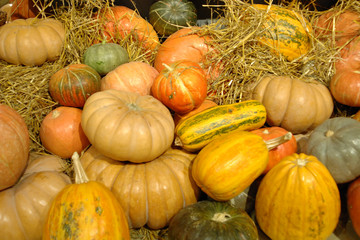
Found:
174,100 -> 266,152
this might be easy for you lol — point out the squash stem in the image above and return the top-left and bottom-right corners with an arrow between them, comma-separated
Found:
71,152 -> 89,184
162,63 -> 173,72
265,132 -> 292,151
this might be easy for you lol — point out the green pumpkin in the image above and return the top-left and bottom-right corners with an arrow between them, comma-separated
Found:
83,42 -> 129,76
305,117 -> 360,183
168,201 -> 258,240
149,0 -> 197,36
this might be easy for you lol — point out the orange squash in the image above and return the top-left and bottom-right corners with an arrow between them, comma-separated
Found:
348,176 -> 360,237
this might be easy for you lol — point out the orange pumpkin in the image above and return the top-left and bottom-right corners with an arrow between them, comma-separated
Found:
151,60 -> 208,114
251,126 -> 297,174
101,61 -> 159,96
348,176 -> 360,237
173,99 -> 217,125
0,104 -> 30,190
9,0 -> 39,20
39,106 -> 90,159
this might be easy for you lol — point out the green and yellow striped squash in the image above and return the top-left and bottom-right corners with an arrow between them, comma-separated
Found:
254,4 -> 312,61
174,100 -> 266,152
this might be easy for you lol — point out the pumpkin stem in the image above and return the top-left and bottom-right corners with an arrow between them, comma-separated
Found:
325,130 -> 334,137
265,132 -> 292,151
212,212 -> 231,222
71,152 -> 89,184
174,136 -> 183,147
162,63 -> 173,72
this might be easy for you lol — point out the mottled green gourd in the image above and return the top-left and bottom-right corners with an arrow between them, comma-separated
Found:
149,0 -> 197,36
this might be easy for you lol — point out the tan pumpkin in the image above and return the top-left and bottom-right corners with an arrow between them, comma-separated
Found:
101,61 -> 159,96
80,146 -> 200,230
81,89 -> 175,163
252,75 -> 334,134
0,153 -> 71,240
0,18 -> 65,66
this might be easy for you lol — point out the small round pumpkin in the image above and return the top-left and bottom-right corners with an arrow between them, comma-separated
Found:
39,106 -> 90,159
255,153 -> 341,240
49,63 -> 102,107
81,89 -> 175,163
348,176 -> 360,237
0,18 -> 65,66
101,61 -> 159,96
168,200 -> 258,240
83,41 -> 129,76
0,104 -> 30,190
151,60 -> 208,114
252,75 -> 334,134
149,0 -> 197,36
305,117 -> 360,183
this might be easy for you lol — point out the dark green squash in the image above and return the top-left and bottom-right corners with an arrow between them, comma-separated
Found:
168,201 -> 258,240
83,42 -> 129,76
149,0 -> 197,36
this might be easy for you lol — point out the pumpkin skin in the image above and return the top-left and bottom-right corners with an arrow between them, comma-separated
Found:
0,104 -> 30,190
83,42 -> 129,76
43,152 -> 130,240
80,146 -> 200,230
0,153 -> 71,240
252,75 -> 334,134
81,89 -> 175,163
305,117 -> 360,183
251,126 -> 297,174
255,153 -> 341,240
253,4 -> 312,61
39,106 -> 90,159
101,61 -> 159,96
348,176 -> 360,237
49,63 -> 102,107
174,99 -> 217,126
168,200 -> 258,240
151,60 -> 208,114
0,18 -> 65,66
9,0 -> 39,20
149,0 -> 197,36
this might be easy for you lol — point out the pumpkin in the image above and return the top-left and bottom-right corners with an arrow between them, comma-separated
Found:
251,126 -> 297,174
0,153 -> 71,240
192,130 -> 292,201
149,0 -> 197,36
83,41 -> 129,76
39,106 -> 90,159
168,200 -> 258,240
9,0 -> 39,20
96,6 -> 160,52
151,60 -> 208,114
348,176 -> 360,237
43,152 -> 131,240
0,104 -> 30,190
255,153 -> 341,240
101,61 -> 159,96
252,75 -> 334,134
48,63 -> 102,108
0,18 -> 65,66
253,4 -> 312,61
305,117 -> 360,183
81,89 -> 174,163
80,146 -> 200,229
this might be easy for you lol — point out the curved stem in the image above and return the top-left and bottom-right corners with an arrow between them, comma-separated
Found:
265,132 -> 293,151
72,152 -> 89,184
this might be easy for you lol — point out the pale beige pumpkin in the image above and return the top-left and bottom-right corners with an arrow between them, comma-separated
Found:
80,146 -> 200,230
252,75 -> 333,134
81,89 -> 175,163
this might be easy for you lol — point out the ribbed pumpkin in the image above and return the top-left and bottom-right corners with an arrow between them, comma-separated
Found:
151,60 -> 208,114
0,18 -> 65,66
255,153 -> 341,240
192,130 -> 292,201
305,117 -> 360,183
43,152 -> 130,240
80,146 -> 200,230
0,153 -> 71,240
81,89 -> 175,163
253,4 -> 312,61
348,176 -> 360,237
0,104 -> 30,190
49,63 -> 102,107
252,75 -> 334,134
101,61 -> 159,96
149,0 -> 197,36
168,201 -> 258,240
83,42 -> 129,76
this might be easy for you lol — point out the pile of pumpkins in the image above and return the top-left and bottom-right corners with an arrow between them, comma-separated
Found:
1,1 -> 360,239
